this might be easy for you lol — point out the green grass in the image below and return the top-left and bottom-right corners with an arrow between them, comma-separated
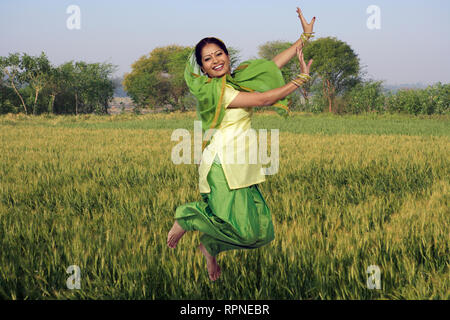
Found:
0,113 -> 448,299
1,112 -> 449,136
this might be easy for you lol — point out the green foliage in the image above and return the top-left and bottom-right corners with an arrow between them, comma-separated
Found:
303,37 -> 361,94
308,95 -> 327,114
75,62 -> 117,114
0,53 -> 29,114
0,52 -> 116,115
346,81 -> 385,114
428,83 -> 450,115
20,52 -> 52,114
0,85 -> 19,114
123,45 -> 193,111
386,83 -> 450,115
0,99 -> 17,114
303,37 -> 361,112
1,43 -> 447,117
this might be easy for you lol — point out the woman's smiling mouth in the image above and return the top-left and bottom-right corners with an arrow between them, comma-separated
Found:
213,64 -> 224,71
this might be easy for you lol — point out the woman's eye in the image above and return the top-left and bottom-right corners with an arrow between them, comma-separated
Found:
217,52 -> 222,56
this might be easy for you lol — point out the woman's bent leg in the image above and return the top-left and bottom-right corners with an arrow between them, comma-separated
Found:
174,162 -> 275,256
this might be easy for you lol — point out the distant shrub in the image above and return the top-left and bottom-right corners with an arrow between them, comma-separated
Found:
308,93 -> 327,114
0,99 -> 18,114
386,83 -> 449,115
346,81 -> 385,114
425,83 -> 450,115
386,89 -> 422,115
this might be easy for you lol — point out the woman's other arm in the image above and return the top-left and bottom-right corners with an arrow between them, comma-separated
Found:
228,82 -> 299,108
229,47 -> 313,108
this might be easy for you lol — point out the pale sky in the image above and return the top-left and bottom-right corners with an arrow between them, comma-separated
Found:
1,0 -> 449,85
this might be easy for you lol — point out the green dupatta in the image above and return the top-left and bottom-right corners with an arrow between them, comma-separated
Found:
184,51 -> 291,150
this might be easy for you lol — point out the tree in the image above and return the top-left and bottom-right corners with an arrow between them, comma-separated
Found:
166,47 -> 195,111
56,61 -> 115,114
0,53 -> 28,114
1,52 -> 116,115
45,64 -> 69,114
303,37 -> 361,113
91,62 -> 117,114
20,52 -> 51,115
71,61 -> 116,114
0,67 -> 19,114
123,45 -> 192,111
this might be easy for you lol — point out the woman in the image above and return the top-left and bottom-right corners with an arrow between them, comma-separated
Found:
167,7 -> 316,281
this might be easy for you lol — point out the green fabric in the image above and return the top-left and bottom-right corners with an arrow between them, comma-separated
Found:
184,51 -> 290,134
175,162 -> 274,257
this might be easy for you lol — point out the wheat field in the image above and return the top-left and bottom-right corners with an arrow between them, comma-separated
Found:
0,112 -> 448,299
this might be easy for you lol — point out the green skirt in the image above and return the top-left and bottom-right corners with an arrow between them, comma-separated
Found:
175,162 -> 274,257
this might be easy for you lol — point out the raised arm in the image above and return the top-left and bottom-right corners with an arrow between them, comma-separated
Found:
272,7 -> 316,69
228,46 -> 313,108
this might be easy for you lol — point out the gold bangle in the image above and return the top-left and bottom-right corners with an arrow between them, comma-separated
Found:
291,79 -> 304,87
301,32 -> 315,43
292,73 -> 311,83
297,73 -> 312,82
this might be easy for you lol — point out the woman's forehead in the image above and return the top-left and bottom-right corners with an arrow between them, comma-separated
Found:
201,44 -> 223,57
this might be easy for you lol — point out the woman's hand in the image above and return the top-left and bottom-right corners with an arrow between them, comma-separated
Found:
296,45 -> 313,75
297,7 -> 315,34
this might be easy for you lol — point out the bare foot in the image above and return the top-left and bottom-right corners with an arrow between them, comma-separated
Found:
167,220 -> 186,248
198,243 -> 221,281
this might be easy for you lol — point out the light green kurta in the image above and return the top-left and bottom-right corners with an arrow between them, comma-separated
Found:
198,84 -> 266,193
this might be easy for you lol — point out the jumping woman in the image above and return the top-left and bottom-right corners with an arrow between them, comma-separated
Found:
168,7 -> 316,281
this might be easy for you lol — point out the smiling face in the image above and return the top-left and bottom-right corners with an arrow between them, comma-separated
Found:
200,43 -> 231,78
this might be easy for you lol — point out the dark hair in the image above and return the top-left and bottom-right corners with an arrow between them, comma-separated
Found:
195,37 -> 229,67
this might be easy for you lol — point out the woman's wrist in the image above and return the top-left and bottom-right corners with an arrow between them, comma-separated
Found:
291,73 -> 311,87
300,32 -> 315,44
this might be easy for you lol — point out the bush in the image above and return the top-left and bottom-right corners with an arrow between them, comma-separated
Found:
0,85 -> 21,114
346,81 -> 385,114
309,94 -> 327,114
426,83 -> 450,115
385,83 -> 450,115
388,89 -> 422,115
287,91 -> 308,112
0,99 -> 18,114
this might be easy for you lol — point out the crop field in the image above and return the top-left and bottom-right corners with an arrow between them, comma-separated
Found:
0,112 -> 448,299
